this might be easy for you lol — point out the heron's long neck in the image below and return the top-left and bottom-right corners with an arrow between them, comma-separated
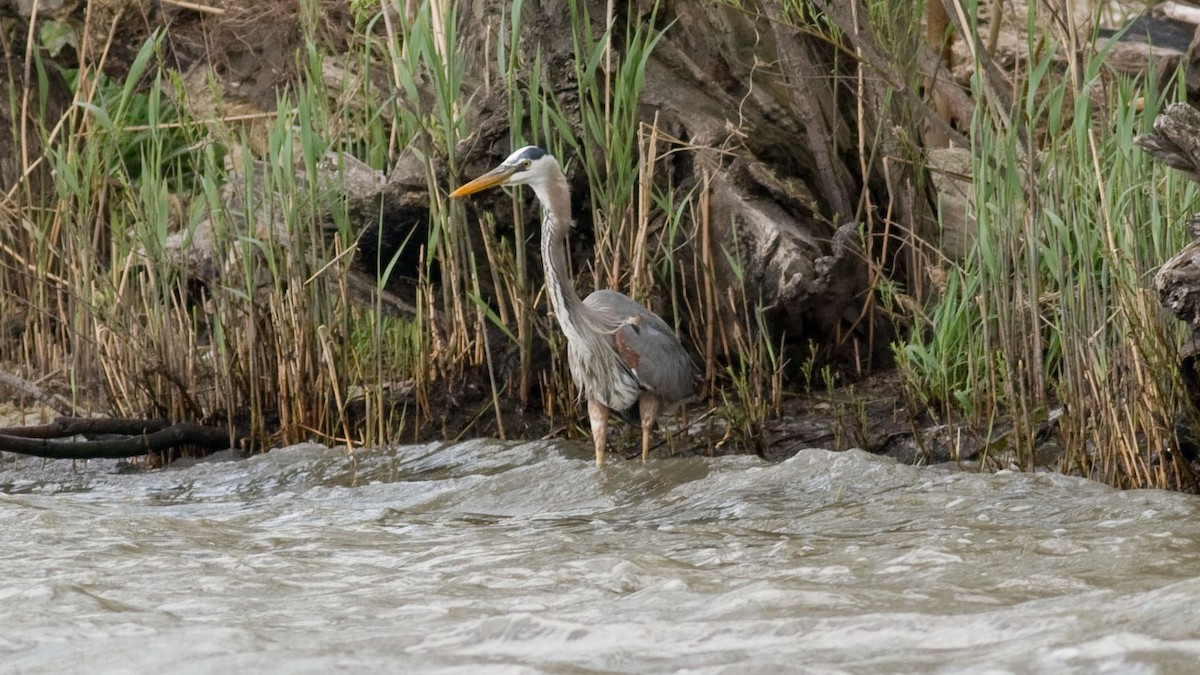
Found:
531,166 -> 588,330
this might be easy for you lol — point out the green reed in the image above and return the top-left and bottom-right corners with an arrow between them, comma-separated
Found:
895,2 -> 1198,487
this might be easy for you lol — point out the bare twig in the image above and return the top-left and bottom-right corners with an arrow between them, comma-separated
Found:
0,370 -> 75,416
159,0 -> 227,16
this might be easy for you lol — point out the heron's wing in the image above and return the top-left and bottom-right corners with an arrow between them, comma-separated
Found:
614,320 -> 696,405
584,290 -> 696,408
583,290 -> 675,334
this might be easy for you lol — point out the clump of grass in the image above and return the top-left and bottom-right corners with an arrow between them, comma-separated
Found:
0,5 -> 415,450
894,3 -> 1198,488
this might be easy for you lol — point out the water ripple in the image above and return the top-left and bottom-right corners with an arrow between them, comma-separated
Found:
3,443 -> 1200,672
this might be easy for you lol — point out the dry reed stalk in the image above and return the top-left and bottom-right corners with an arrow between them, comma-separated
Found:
159,0 -> 226,16
478,212 -> 536,407
699,170 -> 717,395
416,257 -> 436,421
447,216 -> 476,372
465,240 -> 507,439
17,0 -> 42,173
319,324 -> 355,449
604,0 -> 614,154
599,209 -> 622,294
630,116 -> 660,299
477,216 -> 513,326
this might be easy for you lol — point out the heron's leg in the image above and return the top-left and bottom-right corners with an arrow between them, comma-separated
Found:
587,397 -> 609,466
638,394 -> 660,462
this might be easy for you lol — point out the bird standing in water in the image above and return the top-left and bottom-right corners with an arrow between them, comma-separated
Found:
451,146 -> 695,466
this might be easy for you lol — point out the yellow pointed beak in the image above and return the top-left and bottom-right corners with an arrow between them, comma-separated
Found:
450,165 -> 516,198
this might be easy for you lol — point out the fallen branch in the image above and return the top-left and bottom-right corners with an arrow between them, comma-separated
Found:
0,369 -> 75,416
0,417 -> 232,460
1139,103 -> 1200,416
1141,104 -> 1200,325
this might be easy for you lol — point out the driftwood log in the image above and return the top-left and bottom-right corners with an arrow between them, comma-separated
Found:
1137,103 -> 1200,407
0,370 -> 232,460
1139,103 -> 1200,319
0,417 -> 233,460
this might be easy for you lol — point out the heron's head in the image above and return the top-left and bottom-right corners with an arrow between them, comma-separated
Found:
450,146 -> 557,197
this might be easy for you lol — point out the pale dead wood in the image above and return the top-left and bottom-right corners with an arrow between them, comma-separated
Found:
1135,102 -> 1200,184
0,370 -> 75,416
159,0 -> 227,16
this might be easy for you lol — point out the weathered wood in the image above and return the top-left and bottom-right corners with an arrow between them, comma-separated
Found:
0,370 -> 75,416
1140,104 -> 1200,329
1141,102 -> 1200,420
1156,219 -> 1200,325
1136,103 -> 1200,184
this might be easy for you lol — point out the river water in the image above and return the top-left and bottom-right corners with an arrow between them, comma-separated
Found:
2,440 -> 1200,673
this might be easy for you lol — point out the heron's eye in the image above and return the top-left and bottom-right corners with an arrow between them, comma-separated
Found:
521,159 -> 533,170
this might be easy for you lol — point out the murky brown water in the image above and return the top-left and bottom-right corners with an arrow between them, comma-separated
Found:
3,441 -> 1200,673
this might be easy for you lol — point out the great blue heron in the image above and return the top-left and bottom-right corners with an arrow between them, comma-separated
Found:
450,146 -> 696,466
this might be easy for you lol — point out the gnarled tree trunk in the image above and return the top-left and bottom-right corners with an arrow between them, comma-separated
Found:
444,0 -> 939,371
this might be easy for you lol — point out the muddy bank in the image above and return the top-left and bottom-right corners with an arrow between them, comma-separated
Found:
407,363 -> 1068,471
